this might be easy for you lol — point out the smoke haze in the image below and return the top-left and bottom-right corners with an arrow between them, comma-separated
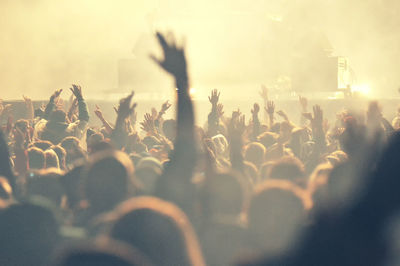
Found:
0,0 -> 399,99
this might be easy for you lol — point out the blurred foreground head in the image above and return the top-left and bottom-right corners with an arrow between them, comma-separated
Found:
82,150 -> 139,214
107,196 -> 205,266
0,201 -> 59,266
52,239 -> 152,266
247,180 -> 309,254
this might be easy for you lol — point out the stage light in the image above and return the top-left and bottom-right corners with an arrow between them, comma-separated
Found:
189,87 -> 197,95
351,84 -> 371,96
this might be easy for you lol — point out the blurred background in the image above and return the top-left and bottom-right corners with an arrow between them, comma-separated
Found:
0,0 -> 399,100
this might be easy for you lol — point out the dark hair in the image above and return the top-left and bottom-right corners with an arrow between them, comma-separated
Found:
247,180 -> 308,252
26,168 -> 64,206
45,149 -> 60,169
31,140 -> 53,151
109,196 -> 205,266
52,240 -> 152,266
268,156 -> 305,185
0,202 -> 59,266
202,171 -> 248,217
50,145 -> 67,170
83,151 -> 138,213
28,147 -> 45,170
50,109 -> 67,123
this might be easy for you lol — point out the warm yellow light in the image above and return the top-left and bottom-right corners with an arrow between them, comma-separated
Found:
351,84 -> 371,96
189,87 -> 197,95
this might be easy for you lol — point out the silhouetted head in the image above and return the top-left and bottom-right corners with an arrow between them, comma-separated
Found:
60,136 -> 86,167
248,180 -> 308,253
257,131 -> 278,149
31,140 -> 53,151
82,151 -> 138,214
87,132 -> 105,152
60,164 -> 85,210
89,140 -> 114,155
26,168 -> 64,206
45,149 -> 60,169
268,156 -> 305,186
50,109 -> 67,123
202,171 -> 248,219
108,196 -> 205,266
0,201 -> 60,266
15,119 -> 29,133
244,161 -> 260,185
244,142 -> 266,169
60,136 -> 81,151
211,134 -> 229,159
28,147 -> 45,170
51,145 -> 67,170
52,240 -> 152,266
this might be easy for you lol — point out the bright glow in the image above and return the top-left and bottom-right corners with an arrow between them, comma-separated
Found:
351,84 -> 371,96
189,87 -> 197,95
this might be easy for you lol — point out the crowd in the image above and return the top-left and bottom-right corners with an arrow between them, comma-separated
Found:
1,32 -> 400,266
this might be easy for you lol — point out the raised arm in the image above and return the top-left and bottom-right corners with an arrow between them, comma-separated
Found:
251,103 -> 261,140
229,113 -> 246,172
259,85 -> 269,123
303,105 -> 327,172
265,100 -> 275,129
22,95 -> 34,122
207,89 -> 221,137
151,31 -> 197,214
299,95 -> 308,126
155,100 -> 172,131
43,89 -> 62,120
70,84 -> 89,128
111,92 -> 137,150
94,104 -> 113,135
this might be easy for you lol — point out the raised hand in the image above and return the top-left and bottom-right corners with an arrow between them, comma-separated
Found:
70,84 -> 83,100
232,108 -> 242,121
299,95 -> 308,111
313,105 -> 323,126
265,100 -> 275,115
303,105 -> 323,128
150,32 -> 187,80
140,113 -> 156,134
251,103 -> 260,116
22,95 -> 32,105
160,100 -> 172,114
55,97 -> 64,110
216,103 -> 224,118
117,91 -> 137,121
151,107 -> 158,120
51,89 -> 63,100
229,114 -> 246,137
94,104 -> 104,119
208,89 -> 220,106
